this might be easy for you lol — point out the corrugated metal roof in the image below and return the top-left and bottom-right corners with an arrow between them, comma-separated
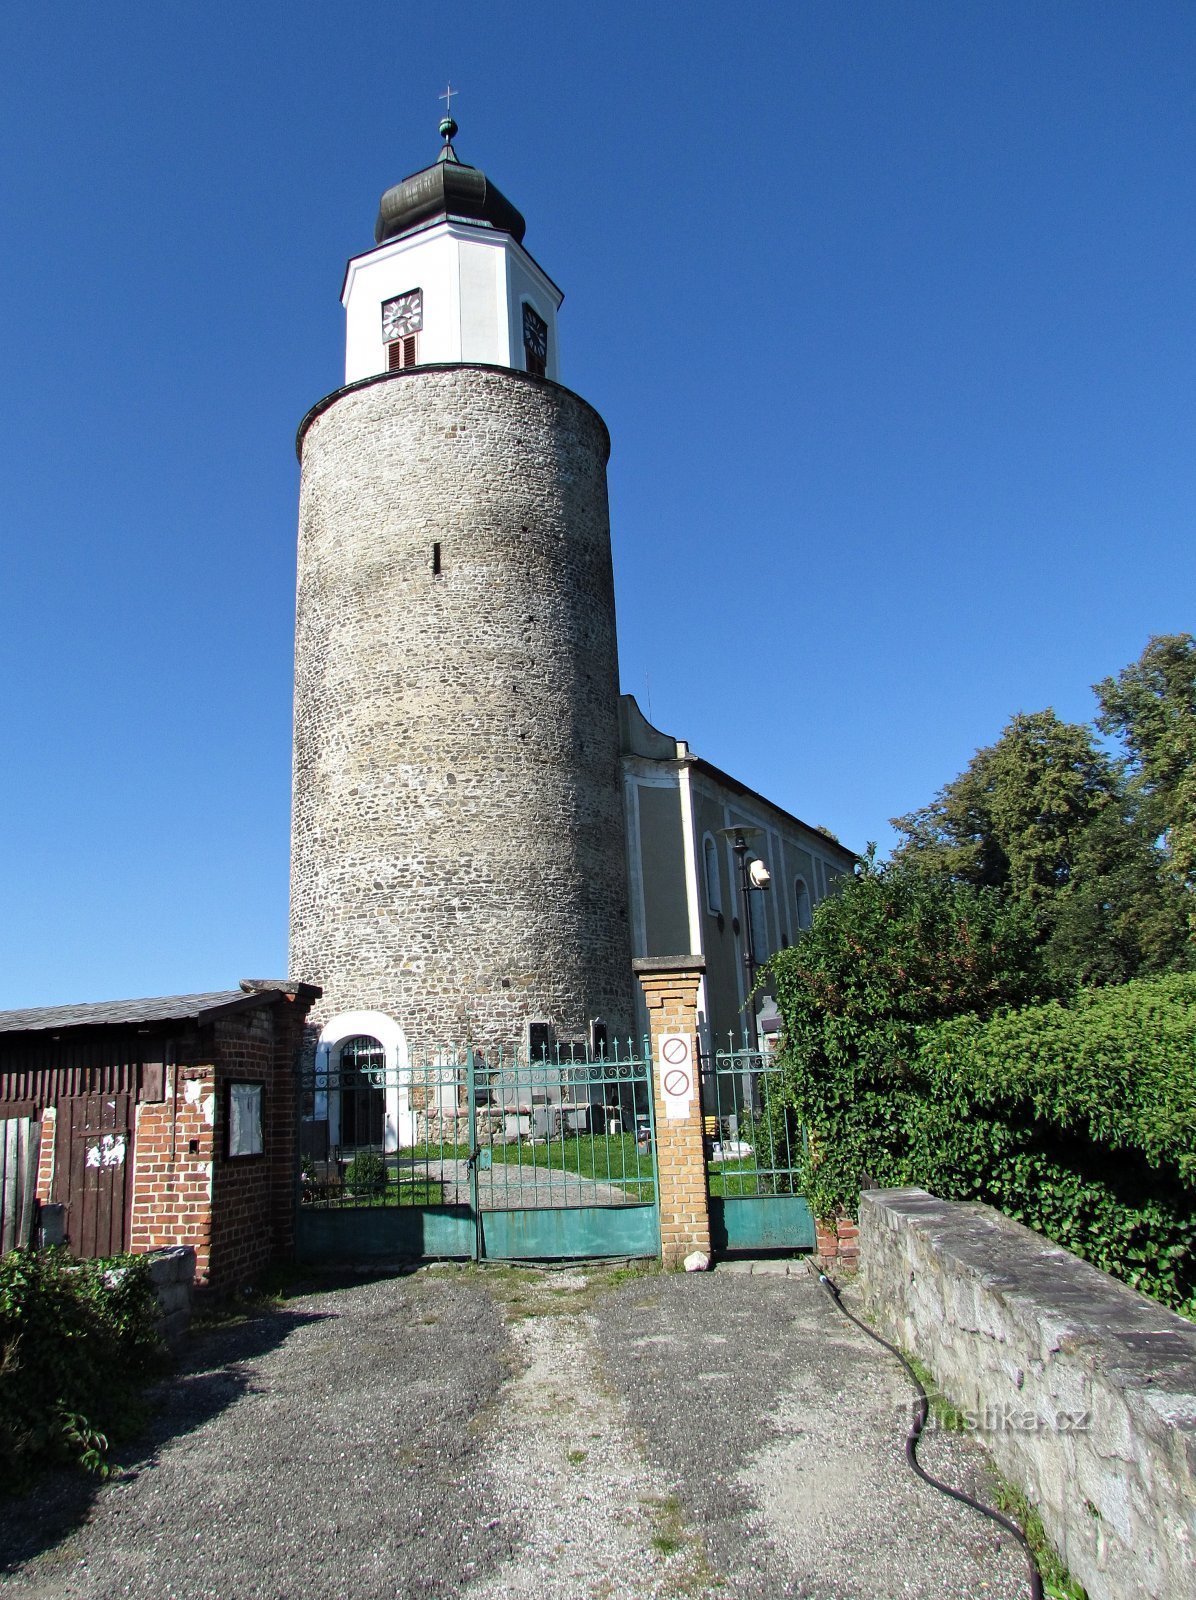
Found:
0,990 -> 253,1034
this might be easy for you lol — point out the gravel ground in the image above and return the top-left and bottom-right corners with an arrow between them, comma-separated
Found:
595,1266 -> 1034,1600
1,1263 -> 1037,1600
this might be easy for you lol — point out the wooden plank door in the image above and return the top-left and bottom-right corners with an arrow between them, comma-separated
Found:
56,1094 -> 133,1257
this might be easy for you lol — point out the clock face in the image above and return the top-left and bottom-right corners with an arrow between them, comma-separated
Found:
382,290 -> 423,341
522,304 -> 548,359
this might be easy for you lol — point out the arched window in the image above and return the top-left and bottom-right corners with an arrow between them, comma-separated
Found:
747,857 -> 770,960
794,877 -> 812,932
336,1034 -> 386,1151
703,833 -> 722,915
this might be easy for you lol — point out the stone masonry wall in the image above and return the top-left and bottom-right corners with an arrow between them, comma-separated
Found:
291,365 -> 634,1055
859,1188 -> 1196,1600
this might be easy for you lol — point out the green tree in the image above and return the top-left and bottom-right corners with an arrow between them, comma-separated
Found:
891,709 -> 1119,904
769,857 -> 1045,1206
1042,796 -> 1191,985
1095,634 -> 1196,910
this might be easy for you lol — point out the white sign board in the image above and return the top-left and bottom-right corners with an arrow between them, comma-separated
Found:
658,1032 -> 695,1121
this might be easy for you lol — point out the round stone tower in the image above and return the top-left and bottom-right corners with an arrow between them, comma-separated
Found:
290,120 -> 633,1062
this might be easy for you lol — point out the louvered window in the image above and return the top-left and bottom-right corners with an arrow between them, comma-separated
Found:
388,334 -> 418,371
522,303 -> 548,378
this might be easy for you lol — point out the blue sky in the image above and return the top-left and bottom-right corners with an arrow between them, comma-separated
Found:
1,2 -> 1193,1007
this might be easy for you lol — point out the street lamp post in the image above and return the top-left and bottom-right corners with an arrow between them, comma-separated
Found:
718,826 -> 770,1050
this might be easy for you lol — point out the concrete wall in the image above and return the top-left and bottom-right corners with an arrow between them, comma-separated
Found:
146,1245 -> 196,1345
859,1188 -> 1196,1600
635,782 -> 691,957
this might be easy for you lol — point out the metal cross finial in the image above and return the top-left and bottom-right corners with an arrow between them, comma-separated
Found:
440,82 -> 458,116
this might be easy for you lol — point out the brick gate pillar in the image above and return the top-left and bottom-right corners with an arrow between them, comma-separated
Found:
633,956 -> 711,1270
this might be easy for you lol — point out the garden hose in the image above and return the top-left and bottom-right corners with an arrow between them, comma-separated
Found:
815,1270 -> 1044,1600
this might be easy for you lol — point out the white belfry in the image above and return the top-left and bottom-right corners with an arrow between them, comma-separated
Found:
341,116 -> 562,384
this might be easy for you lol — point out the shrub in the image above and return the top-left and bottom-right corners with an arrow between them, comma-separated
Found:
776,963 -> 1196,1317
769,858 -> 1050,1215
343,1150 -> 387,1197
0,1249 -> 165,1489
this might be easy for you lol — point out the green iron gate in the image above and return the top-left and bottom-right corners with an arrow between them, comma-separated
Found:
704,1039 -> 815,1252
297,1039 -> 659,1263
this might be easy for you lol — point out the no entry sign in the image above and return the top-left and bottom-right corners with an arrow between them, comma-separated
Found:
658,1032 -> 695,1120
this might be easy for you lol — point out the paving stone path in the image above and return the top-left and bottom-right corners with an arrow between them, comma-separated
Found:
0,1265 -> 1034,1600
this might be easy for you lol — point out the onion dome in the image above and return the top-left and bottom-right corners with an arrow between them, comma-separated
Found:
374,117 -> 526,246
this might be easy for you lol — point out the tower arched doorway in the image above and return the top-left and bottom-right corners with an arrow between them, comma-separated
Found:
312,1010 -> 414,1153
336,1034 -> 385,1151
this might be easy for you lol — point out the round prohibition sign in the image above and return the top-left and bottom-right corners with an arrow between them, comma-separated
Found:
661,1035 -> 690,1067
662,1066 -> 692,1099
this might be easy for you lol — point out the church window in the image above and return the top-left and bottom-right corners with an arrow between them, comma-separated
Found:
703,834 -> 722,916
794,877 -> 812,931
382,289 -> 423,370
522,303 -> 548,378
432,541 -> 442,575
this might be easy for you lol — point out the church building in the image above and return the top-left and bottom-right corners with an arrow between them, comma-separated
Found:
288,116 -> 855,1090
0,114 -> 853,1276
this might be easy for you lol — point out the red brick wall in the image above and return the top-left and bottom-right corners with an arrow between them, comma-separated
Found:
266,996 -> 305,1260
207,1011 -> 274,1287
129,1068 -> 216,1278
207,995 -> 307,1288
815,1213 -> 860,1270
124,992 -> 314,1289
635,963 -> 711,1269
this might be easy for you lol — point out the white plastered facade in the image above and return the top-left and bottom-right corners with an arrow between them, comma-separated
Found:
341,220 -> 563,385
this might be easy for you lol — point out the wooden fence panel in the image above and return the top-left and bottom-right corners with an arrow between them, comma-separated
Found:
0,1117 -> 43,1253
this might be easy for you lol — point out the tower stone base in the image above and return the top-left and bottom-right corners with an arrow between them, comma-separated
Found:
291,365 -> 633,1053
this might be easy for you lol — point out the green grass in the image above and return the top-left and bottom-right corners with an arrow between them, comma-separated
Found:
706,1159 -> 762,1198
304,1130 -> 660,1208
302,1176 -> 446,1209
490,1132 -> 653,1193
406,1132 -> 657,1197
988,1470 -> 1088,1600
705,1157 -> 804,1198
645,1493 -> 688,1557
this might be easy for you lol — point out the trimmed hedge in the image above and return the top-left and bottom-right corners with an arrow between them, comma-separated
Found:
778,970 -> 1196,1317
0,1249 -> 166,1490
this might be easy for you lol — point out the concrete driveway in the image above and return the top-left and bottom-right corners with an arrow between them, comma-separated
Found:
0,1264 -> 1033,1600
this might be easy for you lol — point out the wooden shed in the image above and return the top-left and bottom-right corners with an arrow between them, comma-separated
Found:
0,980 -> 320,1287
